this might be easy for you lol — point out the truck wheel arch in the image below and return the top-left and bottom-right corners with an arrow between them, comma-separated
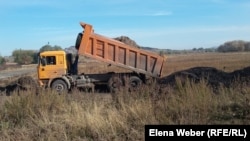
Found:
48,76 -> 71,90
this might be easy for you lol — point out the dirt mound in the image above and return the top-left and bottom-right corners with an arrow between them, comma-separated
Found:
114,36 -> 140,48
17,76 -> 37,89
1,76 -> 38,96
230,66 -> 250,84
158,66 -> 250,90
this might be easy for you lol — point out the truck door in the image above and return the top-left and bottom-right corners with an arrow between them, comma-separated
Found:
38,55 -> 66,79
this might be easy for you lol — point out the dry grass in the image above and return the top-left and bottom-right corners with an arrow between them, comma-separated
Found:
0,80 -> 250,140
0,52 -> 250,140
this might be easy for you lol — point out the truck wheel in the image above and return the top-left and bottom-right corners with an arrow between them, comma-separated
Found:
129,76 -> 142,91
108,76 -> 123,93
52,80 -> 68,93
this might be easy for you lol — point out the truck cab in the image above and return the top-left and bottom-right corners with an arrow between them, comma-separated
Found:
37,51 -> 71,89
38,51 -> 67,78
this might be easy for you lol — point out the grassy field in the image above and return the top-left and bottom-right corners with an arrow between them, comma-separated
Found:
0,52 -> 250,141
163,52 -> 250,76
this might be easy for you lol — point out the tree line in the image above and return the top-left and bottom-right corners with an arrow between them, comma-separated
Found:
0,45 -> 62,65
1,40 -> 250,65
217,40 -> 250,52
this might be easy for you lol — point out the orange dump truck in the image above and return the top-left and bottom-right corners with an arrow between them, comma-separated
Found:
37,22 -> 165,92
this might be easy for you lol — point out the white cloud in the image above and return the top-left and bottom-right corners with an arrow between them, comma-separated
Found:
147,11 -> 173,16
168,25 -> 250,34
210,0 -> 226,4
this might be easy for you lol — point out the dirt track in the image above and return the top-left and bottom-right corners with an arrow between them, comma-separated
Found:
0,68 -> 36,79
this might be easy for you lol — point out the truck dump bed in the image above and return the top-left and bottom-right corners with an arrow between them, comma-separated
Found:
75,22 -> 164,78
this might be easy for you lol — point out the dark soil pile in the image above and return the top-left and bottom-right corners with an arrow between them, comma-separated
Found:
158,66 -> 250,90
230,66 -> 250,85
1,76 -> 38,96
17,76 -> 37,89
114,36 -> 140,48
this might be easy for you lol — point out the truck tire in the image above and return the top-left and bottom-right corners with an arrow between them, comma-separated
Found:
51,79 -> 68,93
75,33 -> 82,50
108,76 -> 123,93
129,76 -> 142,91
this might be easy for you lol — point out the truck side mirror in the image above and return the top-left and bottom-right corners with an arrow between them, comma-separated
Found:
41,58 -> 46,66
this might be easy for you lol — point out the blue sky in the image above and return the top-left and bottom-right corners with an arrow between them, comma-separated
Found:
1,0 -> 250,56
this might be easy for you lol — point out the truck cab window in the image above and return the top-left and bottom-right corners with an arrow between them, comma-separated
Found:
46,56 -> 56,65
